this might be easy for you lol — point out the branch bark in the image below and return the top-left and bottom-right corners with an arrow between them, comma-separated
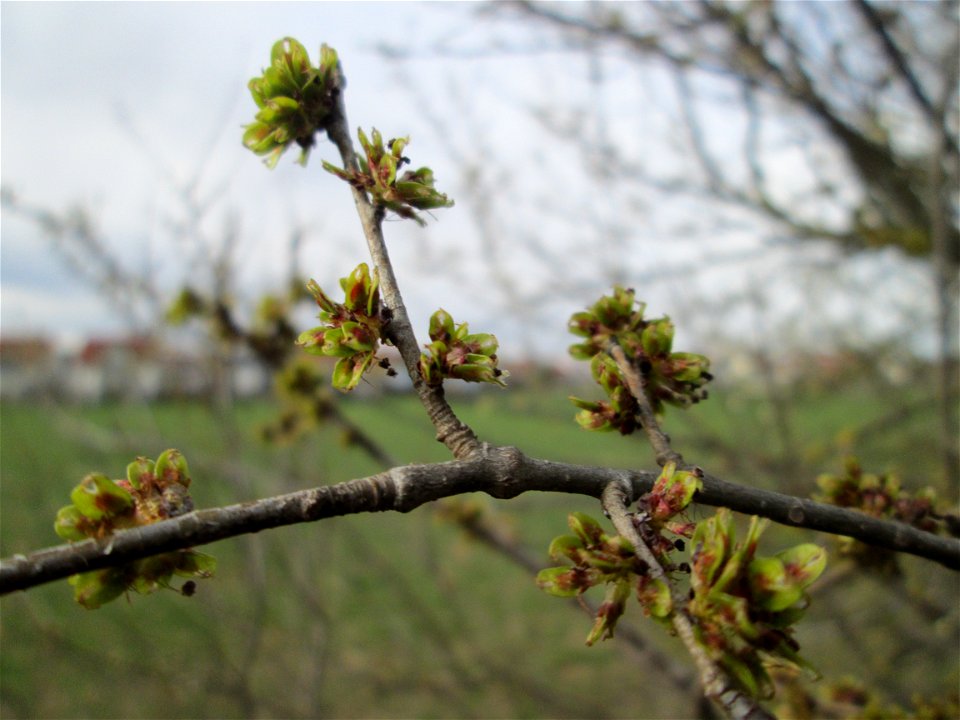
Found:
3,445 -> 958,595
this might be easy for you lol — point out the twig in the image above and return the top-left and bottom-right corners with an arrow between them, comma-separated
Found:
606,340 -> 684,467
602,482 -> 774,720
3,447 -> 959,595
851,0 -> 959,157
322,66 -> 480,460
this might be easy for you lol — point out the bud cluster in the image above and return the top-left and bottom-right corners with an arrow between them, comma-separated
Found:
323,128 -> 454,226
567,286 -> 712,434
298,263 -> 389,392
689,510 -> 826,698
53,450 -> 215,609
537,463 -> 701,645
774,672 -> 960,719
815,457 -> 952,573
243,38 -> 341,168
538,473 -> 827,701
536,512 -> 666,645
419,309 -> 507,387
260,358 -> 330,444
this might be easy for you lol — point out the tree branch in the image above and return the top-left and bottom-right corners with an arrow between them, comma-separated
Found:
3,446 -> 958,595
322,65 -> 481,460
851,0 -> 959,157
602,482 -> 773,720
607,340 -> 684,467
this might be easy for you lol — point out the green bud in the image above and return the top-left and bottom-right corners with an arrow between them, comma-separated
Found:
536,566 -> 589,598
429,309 -> 456,342
720,653 -> 765,699
54,505 -> 90,541
331,353 -> 375,392
125,457 -> 155,490
748,556 -> 803,612
70,473 -> 133,521
692,510 -> 734,591
647,462 -> 702,522
567,311 -> 596,338
131,554 -> 179,593
641,318 -> 674,357
154,449 -> 190,488
340,321 -> 376,353
568,512 -> 605,547
568,342 -> 598,361
69,568 -> 130,610
669,352 -> 710,382
585,579 -> 631,645
574,408 -> 613,432
637,577 -> 672,618
776,543 -> 827,589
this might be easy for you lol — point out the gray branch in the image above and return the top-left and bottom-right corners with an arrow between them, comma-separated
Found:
3,445 -> 958,595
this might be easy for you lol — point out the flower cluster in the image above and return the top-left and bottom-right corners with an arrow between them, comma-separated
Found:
536,512 -> 669,645
689,510 -> 826,698
298,263 -> 389,392
774,672 -> 960,719
537,463 -> 701,645
568,286 -> 712,434
419,309 -> 507,387
538,466 -> 826,700
815,457 -> 951,573
53,450 -> 215,609
243,38 -> 340,168
323,128 -> 454,226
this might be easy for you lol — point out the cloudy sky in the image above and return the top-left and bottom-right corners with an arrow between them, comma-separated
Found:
2,3 -> 477,339
1,2 -> 936,362
3,1 -> 628,356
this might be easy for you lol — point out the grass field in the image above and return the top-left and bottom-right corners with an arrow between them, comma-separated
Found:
1,379 -> 957,718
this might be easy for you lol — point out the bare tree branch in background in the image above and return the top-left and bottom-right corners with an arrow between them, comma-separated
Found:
502,0 -> 959,493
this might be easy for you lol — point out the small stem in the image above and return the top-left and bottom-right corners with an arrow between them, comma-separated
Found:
323,67 -> 480,459
601,482 -> 773,720
606,340 -> 684,467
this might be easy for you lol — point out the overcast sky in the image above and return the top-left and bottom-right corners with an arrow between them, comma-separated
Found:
3,1 -> 626,357
1,2 -> 937,363
1,3 -> 480,341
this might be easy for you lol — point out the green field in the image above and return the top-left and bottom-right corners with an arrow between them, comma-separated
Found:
1,381 -> 956,718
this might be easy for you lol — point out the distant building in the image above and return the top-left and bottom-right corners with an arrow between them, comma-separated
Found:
66,336 -> 164,403
0,334 -> 274,403
0,337 -> 56,399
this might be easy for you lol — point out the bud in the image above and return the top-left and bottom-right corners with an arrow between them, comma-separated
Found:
585,579 -> 631,645
646,462 -> 702,523
536,566 -> 591,598
69,568 -> 131,610
568,512 -> 605,547
125,457 -> 155,490
70,473 -> 134,521
154,449 -> 190,488
54,505 -> 90,541
637,576 -> 672,618
640,318 -> 674,357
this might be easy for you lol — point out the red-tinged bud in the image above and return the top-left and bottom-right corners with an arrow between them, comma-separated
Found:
125,457 -> 155,490
70,473 -> 134,522
154,449 -> 190,488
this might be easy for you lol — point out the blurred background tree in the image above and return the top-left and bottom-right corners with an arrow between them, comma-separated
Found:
504,0 -> 959,493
